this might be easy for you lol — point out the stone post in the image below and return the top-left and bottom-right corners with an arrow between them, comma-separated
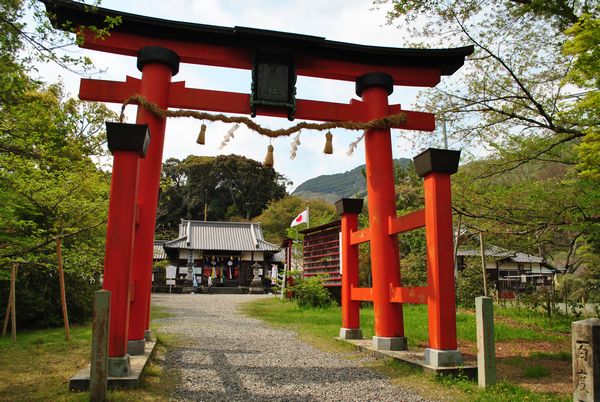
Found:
90,290 -> 110,401
476,296 -> 496,388
572,318 -> 600,401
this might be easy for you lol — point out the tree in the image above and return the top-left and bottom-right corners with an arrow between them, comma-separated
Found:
563,15 -> 600,182
0,81 -> 113,330
0,0 -> 121,75
377,0 -> 599,270
378,0 -> 597,162
0,0 -> 115,330
156,154 -> 288,237
394,163 -> 428,286
255,196 -> 337,244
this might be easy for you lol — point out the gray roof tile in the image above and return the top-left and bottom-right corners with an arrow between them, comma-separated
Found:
164,220 -> 279,252
153,241 -> 167,259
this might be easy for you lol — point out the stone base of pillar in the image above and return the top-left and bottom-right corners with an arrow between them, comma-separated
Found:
108,354 -> 131,377
373,336 -> 407,351
339,328 -> 363,340
144,329 -> 153,342
127,339 -> 146,356
424,348 -> 463,367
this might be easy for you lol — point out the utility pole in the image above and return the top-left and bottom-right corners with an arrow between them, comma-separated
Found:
453,213 -> 462,279
479,231 -> 488,297
442,116 -> 448,150
204,189 -> 208,221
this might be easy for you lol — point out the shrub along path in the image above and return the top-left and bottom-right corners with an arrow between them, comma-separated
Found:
152,293 -> 433,402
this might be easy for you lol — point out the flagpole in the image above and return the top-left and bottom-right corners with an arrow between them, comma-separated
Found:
306,201 -> 310,229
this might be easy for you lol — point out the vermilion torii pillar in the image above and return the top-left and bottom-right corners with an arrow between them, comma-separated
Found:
127,47 -> 179,355
358,74 -> 406,350
336,198 -> 363,340
102,123 -> 150,375
415,148 -> 463,366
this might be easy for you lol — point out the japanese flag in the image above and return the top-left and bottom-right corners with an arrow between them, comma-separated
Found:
290,209 -> 309,227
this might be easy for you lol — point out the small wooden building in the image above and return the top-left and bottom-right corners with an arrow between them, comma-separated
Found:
456,244 -> 560,298
299,221 -> 341,287
154,220 -> 280,291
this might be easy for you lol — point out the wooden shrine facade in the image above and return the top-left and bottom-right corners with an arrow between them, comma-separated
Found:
154,220 -> 279,291
300,221 -> 341,287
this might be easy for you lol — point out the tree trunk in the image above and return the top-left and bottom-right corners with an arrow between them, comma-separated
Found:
10,263 -> 17,343
2,265 -> 15,337
56,238 -> 71,340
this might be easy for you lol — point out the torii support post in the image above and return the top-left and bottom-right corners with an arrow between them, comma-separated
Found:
128,47 -> 179,355
415,148 -> 463,367
357,73 -> 406,351
102,122 -> 150,376
336,198 -> 364,340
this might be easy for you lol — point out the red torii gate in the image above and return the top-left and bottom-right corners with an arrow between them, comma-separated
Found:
43,0 -> 472,376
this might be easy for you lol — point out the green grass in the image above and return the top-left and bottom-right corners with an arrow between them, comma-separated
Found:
495,307 -> 572,333
529,351 -> 571,361
0,305 -> 177,401
243,297 -> 571,402
523,366 -> 551,379
242,299 -> 570,347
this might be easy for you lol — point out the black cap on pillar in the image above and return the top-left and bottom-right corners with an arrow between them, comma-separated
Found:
413,148 -> 461,177
137,46 -> 180,76
335,198 -> 364,216
106,122 -> 151,157
355,73 -> 394,97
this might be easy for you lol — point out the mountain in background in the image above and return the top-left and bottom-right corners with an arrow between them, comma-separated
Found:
292,158 -> 411,202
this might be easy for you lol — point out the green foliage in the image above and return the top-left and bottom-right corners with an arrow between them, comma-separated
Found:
156,154 -> 288,237
453,150 -> 599,272
292,276 -> 333,308
563,15 -> 600,182
0,266 -> 99,329
0,1 -> 113,329
395,163 -> 427,286
456,263 -> 484,308
255,195 -> 337,244
376,0 -> 600,275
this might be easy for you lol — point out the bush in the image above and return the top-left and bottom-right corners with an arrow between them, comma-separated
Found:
0,265 -> 99,330
400,253 -> 428,287
292,276 -> 332,308
456,264 -> 484,308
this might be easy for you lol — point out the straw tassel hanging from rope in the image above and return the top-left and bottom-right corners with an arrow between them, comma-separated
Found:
290,132 -> 301,160
264,140 -> 274,167
323,131 -> 333,154
196,123 -> 206,145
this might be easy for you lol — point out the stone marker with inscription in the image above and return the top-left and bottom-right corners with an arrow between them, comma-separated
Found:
572,318 -> 600,402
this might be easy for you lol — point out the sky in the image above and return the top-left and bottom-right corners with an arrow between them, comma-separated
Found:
36,0 -> 453,191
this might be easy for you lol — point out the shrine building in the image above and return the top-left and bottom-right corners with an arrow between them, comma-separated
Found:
154,220 -> 280,291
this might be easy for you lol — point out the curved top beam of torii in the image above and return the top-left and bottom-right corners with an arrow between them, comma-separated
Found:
40,0 -> 473,128
41,0 -> 473,86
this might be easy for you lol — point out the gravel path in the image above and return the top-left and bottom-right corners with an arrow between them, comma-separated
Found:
152,293 -> 433,402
